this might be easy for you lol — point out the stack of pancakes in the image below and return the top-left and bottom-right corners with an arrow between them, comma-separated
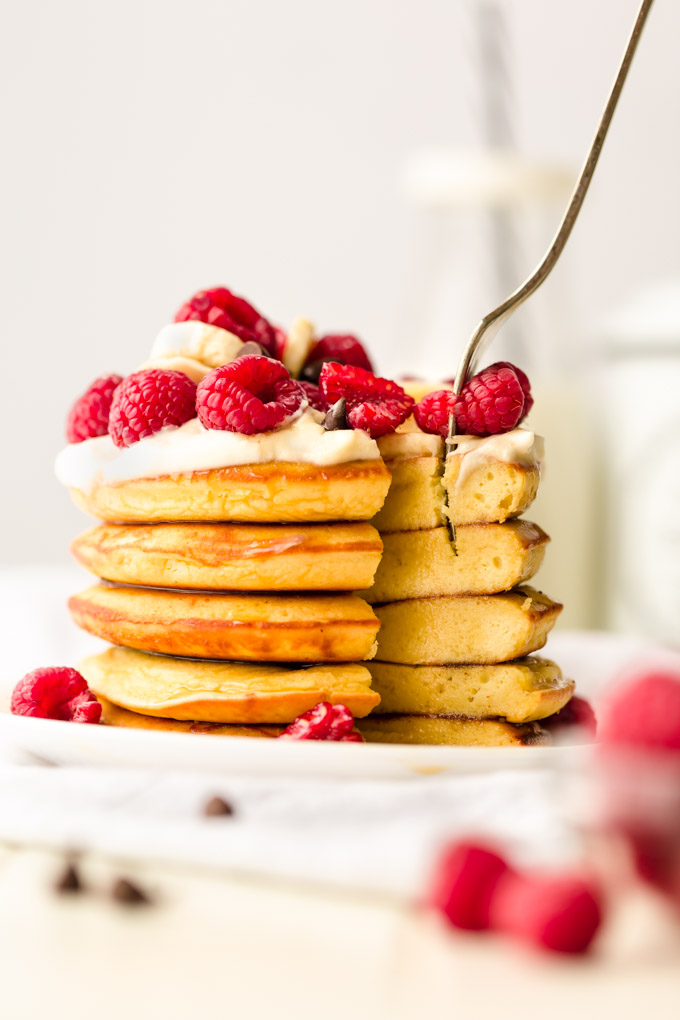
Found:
67,458 -> 391,736
356,419 -> 573,746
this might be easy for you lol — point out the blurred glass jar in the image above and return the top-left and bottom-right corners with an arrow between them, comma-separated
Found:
601,281 -> 680,645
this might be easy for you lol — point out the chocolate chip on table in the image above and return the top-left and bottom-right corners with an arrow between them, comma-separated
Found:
323,398 -> 349,431
203,795 -> 235,818
54,861 -> 83,894
236,341 -> 265,358
111,877 -> 151,906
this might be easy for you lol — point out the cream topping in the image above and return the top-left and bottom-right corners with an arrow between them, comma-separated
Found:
378,421 -> 543,471
55,409 -> 381,492
148,321 -> 245,368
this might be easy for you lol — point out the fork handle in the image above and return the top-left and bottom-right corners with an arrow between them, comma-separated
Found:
452,0 -> 655,395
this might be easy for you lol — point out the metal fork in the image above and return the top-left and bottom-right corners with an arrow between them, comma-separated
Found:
449,0 -> 655,400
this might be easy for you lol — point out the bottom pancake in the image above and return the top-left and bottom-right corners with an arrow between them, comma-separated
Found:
98,696 -> 284,736
356,714 -> 550,747
367,658 -> 574,723
81,645 -> 380,724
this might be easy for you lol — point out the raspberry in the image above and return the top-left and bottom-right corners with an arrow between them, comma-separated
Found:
490,873 -> 603,955
66,374 -> 122,443
301,334 -> 374,383
600,672 -> 680,752
279,702 -> 358,741
413,389 -> 457,438
318,363 -> 414,439
494,361 -> 533,421
298,381 -> 327,412
426,842 -> 510,931
454,362 -> 526,436
108,369 -> 197,448
543,696 -> 597,738
197,356 -> 304,435
175,286 -> 277,356
11,667 -> 101,724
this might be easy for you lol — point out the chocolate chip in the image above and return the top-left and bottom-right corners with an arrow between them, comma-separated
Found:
237,341 -> 265,359
111,877 -> 151,906
55,861 -> 83,894
203,795 -> 235,818
300,359 -> 326,384
323,398 -> 349,431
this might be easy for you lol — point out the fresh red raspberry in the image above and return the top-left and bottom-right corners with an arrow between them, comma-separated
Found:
279,702 -> 358,741
600,672 -> 680,752
543,696 -> 597,738
454,362 -> 526,436
490,873 -> 603,955
175,286 -> 277,356
273,325 -> 288,360
493,361 -> 533,420
318,362 -> 414,439
413,389 -> 457,438
303,334 -> 374,378
108,369 -> 197,448
11,667 -> 101,724
197,356 -> 304,435
426,842 -> 511,931
66,374 -> 123,443
298,381 -> 327,412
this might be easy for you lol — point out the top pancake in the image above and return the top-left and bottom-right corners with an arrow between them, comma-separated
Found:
69,459 -> 391,524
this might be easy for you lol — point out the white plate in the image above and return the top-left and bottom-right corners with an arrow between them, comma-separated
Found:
2,630 -> 678,779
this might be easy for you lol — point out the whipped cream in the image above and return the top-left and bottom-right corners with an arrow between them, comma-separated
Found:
378,422 -> 543,472
55,409 -> 381,492
447,428 -> 544,484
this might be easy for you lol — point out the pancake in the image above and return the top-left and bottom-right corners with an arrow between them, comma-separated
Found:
98,696 -> 284,736
69,584 -> 380,662
68,459 -> 391,524
81,646 -> 380,723
372,454 -> 540,532
72,521 -> 383,592
367,657 -> 574,723
373,586 -> 562,665
363,521 -> 548,602
356,714 -> 550,747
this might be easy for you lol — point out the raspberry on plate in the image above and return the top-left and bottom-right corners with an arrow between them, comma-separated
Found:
490,872 -> 603,955
454,362 -> 526,436
279,702 -> 361,741
12,667 -> 101,724
318,362 -> 414,439
66,373 -> 123,443
426,841 -> 510,931
301,334 -> 374,383
108,369 -> 197,448
196,355 -> 304,435
175,286 -> 278,356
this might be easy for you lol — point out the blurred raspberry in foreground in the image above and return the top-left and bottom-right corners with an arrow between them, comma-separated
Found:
595,668 -> 680,907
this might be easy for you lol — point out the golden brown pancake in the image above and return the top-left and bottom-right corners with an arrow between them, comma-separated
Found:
98,696 -> 284,736
364,521 -> 548,602
367,657 -> 574,723
373,586 -> 562,665
357,714 -> 550,746
81,646 -> 380,723
72,521 -> 383,592
69,459 -> 391,524
69,584 -> 380,662
372,454 -> 540,532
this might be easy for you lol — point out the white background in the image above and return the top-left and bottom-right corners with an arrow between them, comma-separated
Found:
1,0 -> 679,566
